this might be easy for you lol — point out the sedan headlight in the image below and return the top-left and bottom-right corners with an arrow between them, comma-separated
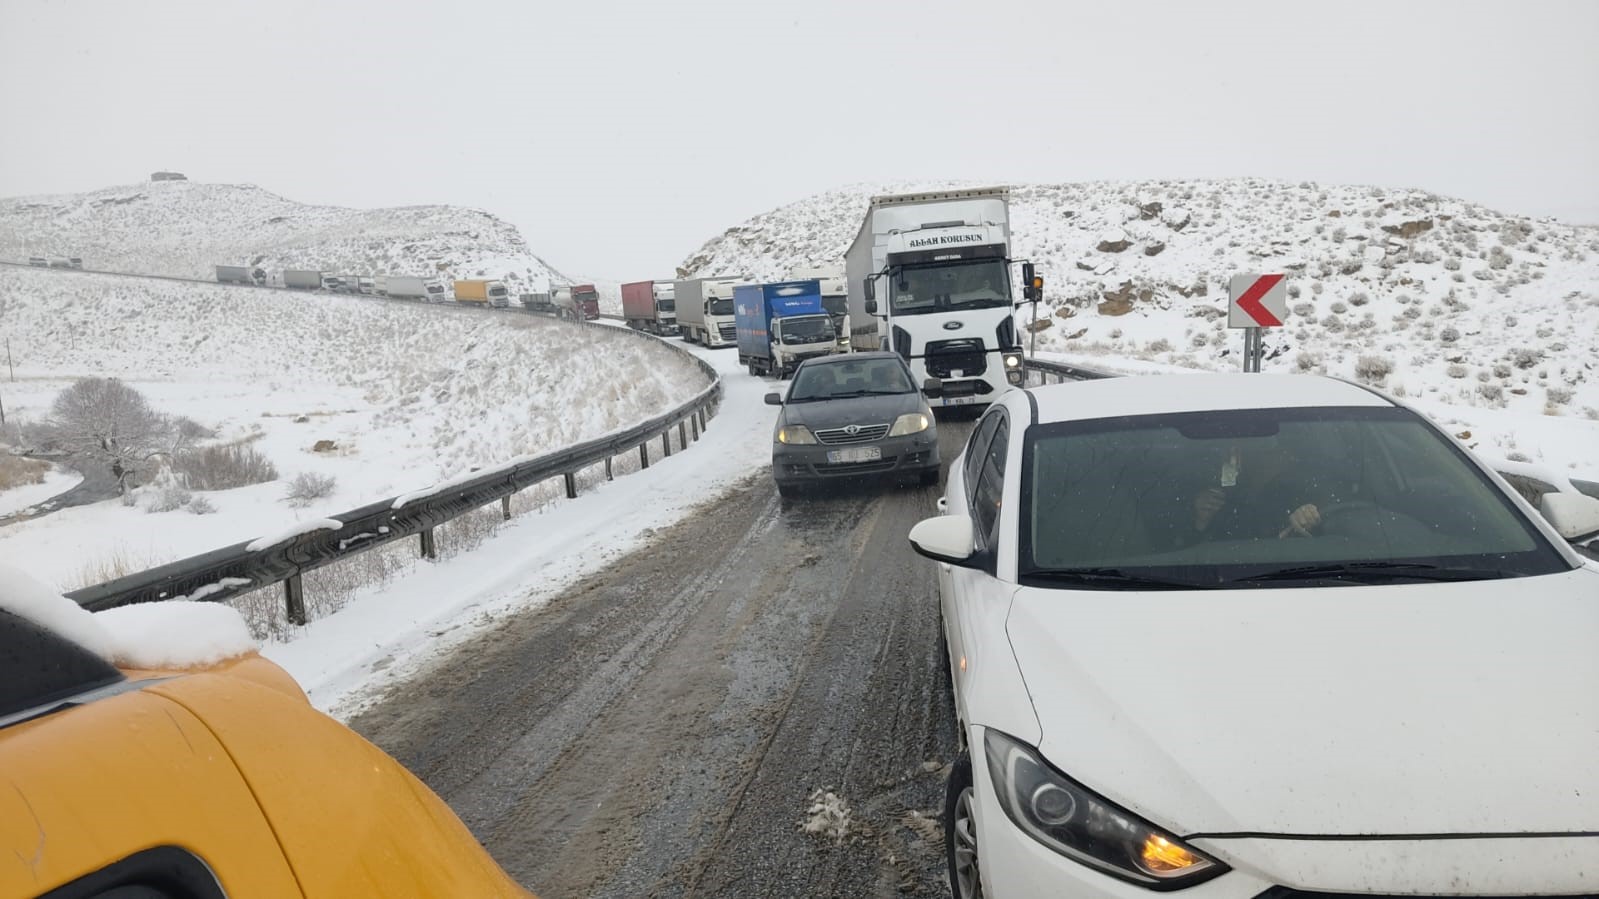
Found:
888,412 -> 931,436
983,730 -> 1225,888
776,424 -> 817,445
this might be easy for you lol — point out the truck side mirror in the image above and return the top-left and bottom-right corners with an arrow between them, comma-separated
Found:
862,276 -> 875,302
922,378 -> 943,398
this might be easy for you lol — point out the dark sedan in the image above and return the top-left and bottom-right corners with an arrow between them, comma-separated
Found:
766,352 -> 941,497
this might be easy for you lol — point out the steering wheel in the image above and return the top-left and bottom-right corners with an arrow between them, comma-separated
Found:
1312,500 -> 1387,537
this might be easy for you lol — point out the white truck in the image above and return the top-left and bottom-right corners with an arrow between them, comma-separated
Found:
673,276 -> 741,347
375,274 -> 447,302
787,266 -> 851,354
846,187 -> 1028,408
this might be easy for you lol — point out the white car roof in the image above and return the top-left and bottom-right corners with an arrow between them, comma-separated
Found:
1027,373 -> 1394,424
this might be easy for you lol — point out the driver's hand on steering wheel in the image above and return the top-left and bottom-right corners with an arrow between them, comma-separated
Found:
1278,503 -> 1321,539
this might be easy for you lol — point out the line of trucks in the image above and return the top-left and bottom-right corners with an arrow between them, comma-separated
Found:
213,264 -> 601,318
622,187 -> 1036,408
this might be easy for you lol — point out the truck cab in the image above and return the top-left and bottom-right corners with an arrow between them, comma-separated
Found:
487,281 -> 510,308
653,282 -> 677,334
847,188 -> 1025,408
735,280 -> 838,378
701,280 -> 738,347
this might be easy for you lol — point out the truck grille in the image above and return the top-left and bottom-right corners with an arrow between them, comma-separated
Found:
815,423 -> 890,445
718,324 -> 737,341
925,339 -> 987,377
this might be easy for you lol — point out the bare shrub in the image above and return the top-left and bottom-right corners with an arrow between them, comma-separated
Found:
1492,362 -> 1513,378
1292,302 -> 1315,317
1296,351 -> 1322,372
145,485 -> 192,513
1354,355 -> 1393,383
1546,386 -> 1574,406
0,454 -> 49,491
1330,301 -> 1348,314
1146,338 -> 1172,353
175,443 -> 278,490
284,472 -> 337,507
1347,291 -> 1368,306
71,546 -> 170,590
1320,315 -> 1345,333
188,495 -> 217,515
1439,327 -> 1460,345
174,417 -> 217,441
1477,383 -> 1504,402
1446,364 -> 1468,379
1509,347 -> 1541,370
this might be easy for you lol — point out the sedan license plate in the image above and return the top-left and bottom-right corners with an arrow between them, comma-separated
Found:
827,446 -> 882,464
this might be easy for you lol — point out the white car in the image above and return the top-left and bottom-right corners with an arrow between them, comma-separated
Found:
909,373 -> 1599,898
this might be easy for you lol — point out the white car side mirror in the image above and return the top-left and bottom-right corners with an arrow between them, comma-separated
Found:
1539,493 -> 1599,541
909,515 -> 977,566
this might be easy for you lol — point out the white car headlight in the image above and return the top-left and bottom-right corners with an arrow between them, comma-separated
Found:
983,730 -> 1225,887
888,413 -> 931,436
1003,352 -> 1023,369
776,424 -> 817,445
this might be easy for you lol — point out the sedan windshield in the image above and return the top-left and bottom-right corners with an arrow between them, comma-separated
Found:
1020,406 -> 1567,588
788,359 -> 913,401
890,260 -> 1011,315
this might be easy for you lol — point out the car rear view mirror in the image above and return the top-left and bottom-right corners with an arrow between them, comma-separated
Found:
922,378 -> 943,398
764,392 -> 783,406
908,515 -> 977,566
1538,493 -> 1599,541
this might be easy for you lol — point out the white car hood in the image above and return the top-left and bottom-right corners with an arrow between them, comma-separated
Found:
1006,567 -> 1599,836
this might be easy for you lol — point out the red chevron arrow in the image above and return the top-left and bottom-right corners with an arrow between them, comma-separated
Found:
1236,274 -> 1284,326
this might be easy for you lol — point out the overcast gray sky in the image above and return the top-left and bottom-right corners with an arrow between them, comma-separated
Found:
2,0 -> 1595,279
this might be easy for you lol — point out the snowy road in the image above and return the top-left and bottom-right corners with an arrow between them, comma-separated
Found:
347,425 -> 973,898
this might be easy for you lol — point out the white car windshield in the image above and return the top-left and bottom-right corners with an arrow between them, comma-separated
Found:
1020,406 -> 1567,587
788,359 -> 913,401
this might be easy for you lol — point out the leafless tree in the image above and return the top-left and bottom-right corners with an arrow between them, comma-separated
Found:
30,378 -> 185,496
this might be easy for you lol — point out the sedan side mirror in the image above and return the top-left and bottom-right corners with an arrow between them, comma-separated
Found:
908,515 -> 977,566
764,392 -> 783,406
1539,493 -> 1599,541
922,378 -> 943,398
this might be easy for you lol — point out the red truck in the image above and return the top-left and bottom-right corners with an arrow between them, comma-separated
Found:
620,280 -> 678,335
553,284 -> 602,320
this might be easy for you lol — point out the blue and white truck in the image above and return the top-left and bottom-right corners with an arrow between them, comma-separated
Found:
734,279 -> 840,378
845,187 -> 1028,408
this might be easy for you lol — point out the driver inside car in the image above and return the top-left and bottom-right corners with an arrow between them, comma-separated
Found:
1187,437 -> 1326,542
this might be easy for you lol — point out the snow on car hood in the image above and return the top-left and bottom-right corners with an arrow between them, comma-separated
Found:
1005,567 -> 1599,836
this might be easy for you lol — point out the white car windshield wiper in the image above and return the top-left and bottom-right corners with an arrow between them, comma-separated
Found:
1236,561 -> 1510,584
1022,567 -> 1212,590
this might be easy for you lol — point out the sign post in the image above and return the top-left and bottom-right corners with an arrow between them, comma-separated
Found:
1228,273 -> 1287,373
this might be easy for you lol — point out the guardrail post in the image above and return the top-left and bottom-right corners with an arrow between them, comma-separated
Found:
662,432 -> 672,457
640,444 -> 650,469
284,574 -> 306,626
564,472 -> 578,498
691,414 -> 700,442
501,495 -> 512,521
678,421 -> 688,448
420,527 -> 437,560
697,407 -> 708,431
605,457 -> 613,480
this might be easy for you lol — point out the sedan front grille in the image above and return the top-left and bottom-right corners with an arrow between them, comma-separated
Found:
815,423 -> 890,445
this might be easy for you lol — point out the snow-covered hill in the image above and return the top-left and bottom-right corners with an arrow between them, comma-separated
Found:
0,180 -> 569,291
0,266 -> 709,589
680,179 -> 1599,426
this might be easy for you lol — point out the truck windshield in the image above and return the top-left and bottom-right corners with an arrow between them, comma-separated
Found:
708,298 -> 735,316
890,260 -> 1011,315
778,317 -> 835,344
658,299 -> 676,312
575,290 -> 599,301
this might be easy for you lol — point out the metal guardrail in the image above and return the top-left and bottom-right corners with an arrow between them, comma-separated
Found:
65,330 -> 721,623
1022,356 -> 1119,384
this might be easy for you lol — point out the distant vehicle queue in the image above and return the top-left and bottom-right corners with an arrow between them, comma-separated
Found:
619,186 -> 1039,404
209,263 -> 596,315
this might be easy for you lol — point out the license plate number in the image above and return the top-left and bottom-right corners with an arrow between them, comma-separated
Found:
827,446 -> 882,464
942,395 -> 978,406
